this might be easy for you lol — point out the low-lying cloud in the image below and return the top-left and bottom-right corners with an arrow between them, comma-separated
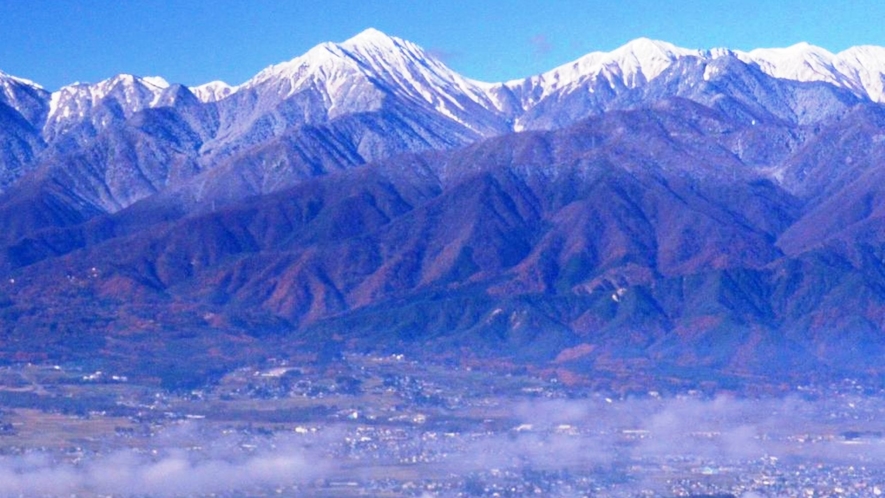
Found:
0,394 -> 882,496
0,429 -> 329,497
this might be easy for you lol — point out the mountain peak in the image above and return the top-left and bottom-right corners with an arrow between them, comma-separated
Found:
743,42 -> 835,63
249,30 -> 404,83
342,27 -> 398,48
521,37 -> 700,95
0,69 -> 44,90
45,73 -> 173,139
736,42 -> 841,88
786,41 -> 832,54
190,80 -> 234,102
615,37 -> 695,58
835,44 -> 885,66
831,45 -> 885,103
142,76 -> 170,89
339,28 -> 423,66
82,73 -> 171,91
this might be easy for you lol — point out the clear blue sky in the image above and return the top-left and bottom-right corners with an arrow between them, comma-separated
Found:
2,0 -> 884,90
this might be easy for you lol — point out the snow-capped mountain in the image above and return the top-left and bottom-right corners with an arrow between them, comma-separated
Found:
499,39 -> 885,130
1,30 -> 884,216
44,74 -> 170,141
7,33 -> 885,143
505,38 -> 701,106
4,30 -> 885,384
730,43 -> 885,103
496,38 -> 709,130
1,31 -> 885,209
244,28 -> 499,117
832,45 -> 885,102
737,42 -> 843,85
190,80 -> 234,103
188,28 -> 518,183
210,27 -> 510,148
10,31 -> 885,150
0,70 -> 49,128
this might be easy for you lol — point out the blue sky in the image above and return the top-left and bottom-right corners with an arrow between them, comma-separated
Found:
2,0 -> 885,90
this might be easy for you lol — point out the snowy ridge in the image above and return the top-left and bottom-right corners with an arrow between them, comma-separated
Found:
833,45 -> 885,104
46,74 -> 170,136
240,28 -> 502,128
0,69 -> 44,91
3,32 -> 885,139
243,40 -> 370,101
503,38 -> 702,108
735,43 -> 885,102
502,38 -> 885,113
190,80 -> 234,102
736,43 -> 847,89
336,28 -> 498,112
0,70 -> 48,124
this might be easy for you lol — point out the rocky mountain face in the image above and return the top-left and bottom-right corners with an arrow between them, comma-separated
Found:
2,30 -> 885,387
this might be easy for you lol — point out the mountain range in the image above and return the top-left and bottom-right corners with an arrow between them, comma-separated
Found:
2,29 -> 885,389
